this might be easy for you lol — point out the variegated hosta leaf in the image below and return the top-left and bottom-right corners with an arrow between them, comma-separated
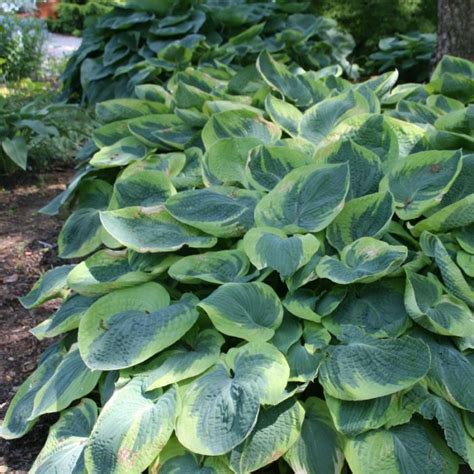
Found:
78,283 -> 197,370
404,271 -> 474,337
299,89 -> 370,143
30,399 -> 98,474
327,191 -> 395,251
380,150 -> 462,220
325,385 -> 428,437
199,282 -> 283,341
85,379 -> 178,474
243,227 -> 320,279
255,162 -> 349,233
344,419 -> 459,474
133,329 -> 225,391
100,206 -> 217,253
256,50 -> 312,107
93,120 -> 132,147
95,98 -> 169,124
317,237 -> 408,284
90,137 -> 149,168
319,331 -> 431,400
245,144 -> 313,192
0,346 -> 63,439
287,341 -> 323,383
176,342 -> 290,455
413,330 -> 474,411
202,137 -> 261,186
168,249 -> 251,284
128,114 -> 195,149
165,186 -> 260,238
31,294 -> 98,340
19,265 -> 74,309
66,249 -> 158,296
316,139 -> 383,198
458,250 -> 474,277
322,279 -> 411,338
229,397 -> 305,474
283,287 -> 347,323
284,398 -> 344,474
30,344 -> 100,419
419,394 -> 474,469
264,94 -> 302,137
202,109 -> 281,150
109,170 -> 176,209
270,314 -> 303,354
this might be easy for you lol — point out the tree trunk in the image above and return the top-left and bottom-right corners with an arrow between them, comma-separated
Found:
436,0 -> 474,62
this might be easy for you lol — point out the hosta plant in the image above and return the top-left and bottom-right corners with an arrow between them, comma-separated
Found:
61,0 -> 358,103
2,53 -> 474,473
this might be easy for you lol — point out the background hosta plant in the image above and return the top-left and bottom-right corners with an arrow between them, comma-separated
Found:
61,0 -> 358,103
2,52 -> 474,473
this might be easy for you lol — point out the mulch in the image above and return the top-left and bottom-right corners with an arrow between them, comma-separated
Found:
0,168 -> 74,473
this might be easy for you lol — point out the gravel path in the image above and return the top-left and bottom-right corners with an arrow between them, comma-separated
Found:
44,32 -> 82,58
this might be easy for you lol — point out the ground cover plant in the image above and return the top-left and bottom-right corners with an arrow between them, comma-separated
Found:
2,51 -> 474,473
61,0 -> 358,104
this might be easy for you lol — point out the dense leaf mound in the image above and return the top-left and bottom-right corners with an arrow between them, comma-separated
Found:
62,0 -> 357,103
2,53 -> 474,473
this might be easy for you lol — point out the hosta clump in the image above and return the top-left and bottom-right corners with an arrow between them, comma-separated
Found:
2,53 -> 474,473
62,0 -> 357,103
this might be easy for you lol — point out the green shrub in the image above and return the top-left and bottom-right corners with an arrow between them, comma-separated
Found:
367,32 -> 436,83
61,0 -> 359,104
0,14 -> 47,81
2,53 -> 474,473
48,0 -> 119,36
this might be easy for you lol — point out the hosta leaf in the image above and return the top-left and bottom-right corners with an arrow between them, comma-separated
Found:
30,345 -> 100,419
128,114 -> 195,149
168,249 -> 251,284
319,332 -> 431,400
299,90 -> 369,143
79,284 -> 199,370
2,136 -> 28,169
344,418 -> 459,474
0,348 -> 62,439
256,50 -> 312,107
135,330 -> 225,391
93,120 -> 132,147
245,144 -> 313,192
20,265 -> 74,309
90,137 -> 149,168
202,137 -> 261,186
287,342 -> 322,383
30,399 -> 98,474
95,99 -> 168,123
176,342 -> 289,455
85,379 -> 178,474
270,314 -> 303,354
327,191 -> 395,251
229,398 -> 305,474
284,398 -> 344,474
283,287 -> 347,323
413,330 -> 474,411
317,237 -> 408,284
458,250 -> 474,277
166,187 -> 260,238
380,150 -> 462,220
199,282 -> 283,341
31,294 -> 97,340
264,94 -> 302,137
412,194 -> 474,237
243,227 -> 320,279
326,386 -> 427,437
453,225 -> 474,255
100,206 -> 217,253
67,250 -> 157,296
110,170 -> 176,209
419,394 -> 474,469
255,162 -> 349,233
323,279 -> 410,338
202,109 -> 281,150
316,139 -> 383,198
404,271 -> 474,337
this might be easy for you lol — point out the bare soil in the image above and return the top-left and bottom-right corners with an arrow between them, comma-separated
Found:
0,168 -> 73,473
